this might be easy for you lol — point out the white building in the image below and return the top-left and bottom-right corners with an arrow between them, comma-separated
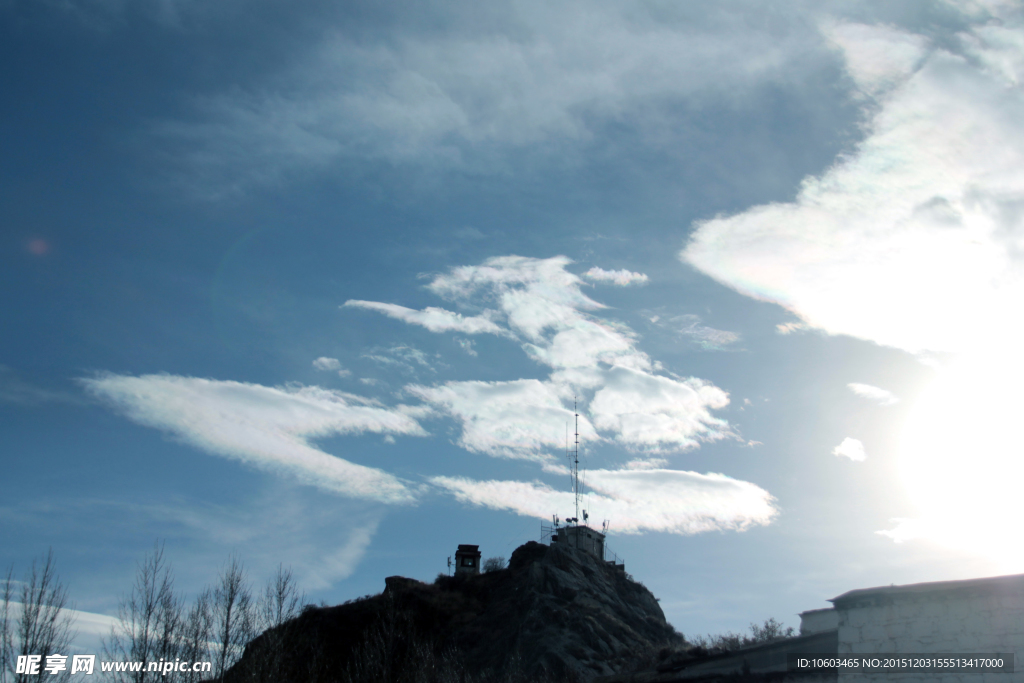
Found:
831,573 -> 1023,681
551,524 -> 605,559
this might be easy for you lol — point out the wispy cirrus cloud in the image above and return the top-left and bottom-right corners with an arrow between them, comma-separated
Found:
362,345 -> 441,375
5,490 -> 382,629
668,314 -> 740,351
81,374 -> 426,503
0,365 -> 85,406
432,468 -> 776,535
153,1 -> 837,190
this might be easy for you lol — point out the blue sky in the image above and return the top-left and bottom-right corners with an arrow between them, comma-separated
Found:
3,0 -> 1024,651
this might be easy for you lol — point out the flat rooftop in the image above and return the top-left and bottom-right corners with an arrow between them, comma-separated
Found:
832,572 -> 1024,609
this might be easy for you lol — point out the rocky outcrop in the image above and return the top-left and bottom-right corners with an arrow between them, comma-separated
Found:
481,541 -> 680,678
224,541 -> 682,682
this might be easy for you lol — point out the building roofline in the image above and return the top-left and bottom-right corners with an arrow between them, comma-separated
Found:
831,572 -> 1024,608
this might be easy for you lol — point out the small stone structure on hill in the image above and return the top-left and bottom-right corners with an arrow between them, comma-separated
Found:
454,543 -> 481,575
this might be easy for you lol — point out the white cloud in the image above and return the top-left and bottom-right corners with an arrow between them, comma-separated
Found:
876,517 -> 928,544
353,256 -> 734,453
589,366 -> 732,452
682,15 -> 1024,356
427,255 -> 605,339
583,267 -> 649,286
312,356 -> 351,377
431,467 -> 776,535
343,300 -> 508,336
623,457 -> 668,470
313,356 -> 342,371
81,374 -> 426,503
847,382 -> 899,405
523,318 -> 641,371
424,256 -> 649,372
832,437 -> 866,462
407,379 -> 597,460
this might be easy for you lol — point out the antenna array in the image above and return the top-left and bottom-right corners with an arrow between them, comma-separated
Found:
567,397 -> 584,527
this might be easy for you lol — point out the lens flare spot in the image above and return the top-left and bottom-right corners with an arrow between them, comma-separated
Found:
27,238 -> 50,256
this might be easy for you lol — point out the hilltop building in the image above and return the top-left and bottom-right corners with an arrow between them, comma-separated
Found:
544,517 -> 625,572
551,523 -> 604,559
454,544 -> 481,575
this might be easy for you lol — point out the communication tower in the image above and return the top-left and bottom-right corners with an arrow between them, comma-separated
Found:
541,397 -> 624,571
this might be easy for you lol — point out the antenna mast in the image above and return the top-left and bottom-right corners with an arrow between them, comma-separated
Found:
573,397 -> 581,525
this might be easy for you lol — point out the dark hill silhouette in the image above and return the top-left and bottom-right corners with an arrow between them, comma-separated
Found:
222,541 -> 683,682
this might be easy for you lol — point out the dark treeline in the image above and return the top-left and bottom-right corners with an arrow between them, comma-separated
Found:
1,546 -> 302,683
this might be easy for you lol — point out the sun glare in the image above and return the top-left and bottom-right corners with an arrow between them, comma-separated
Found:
898,351 -> 1024,570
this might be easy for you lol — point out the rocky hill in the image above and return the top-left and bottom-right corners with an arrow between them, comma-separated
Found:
223,541 -> 683,682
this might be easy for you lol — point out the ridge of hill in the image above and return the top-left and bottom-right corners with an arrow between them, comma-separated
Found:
223,541 -> 683,682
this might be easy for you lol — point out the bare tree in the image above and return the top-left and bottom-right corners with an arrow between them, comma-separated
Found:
237,565 -> 305,682
1,551 -> 76,683
748,617 -> 794,643
104,544 -> 180,683
211,557 -> 254,680
482,557 -> 505,573
178,589 -> 212,683
152,581 -> 183,672
257,565 -> 303,633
